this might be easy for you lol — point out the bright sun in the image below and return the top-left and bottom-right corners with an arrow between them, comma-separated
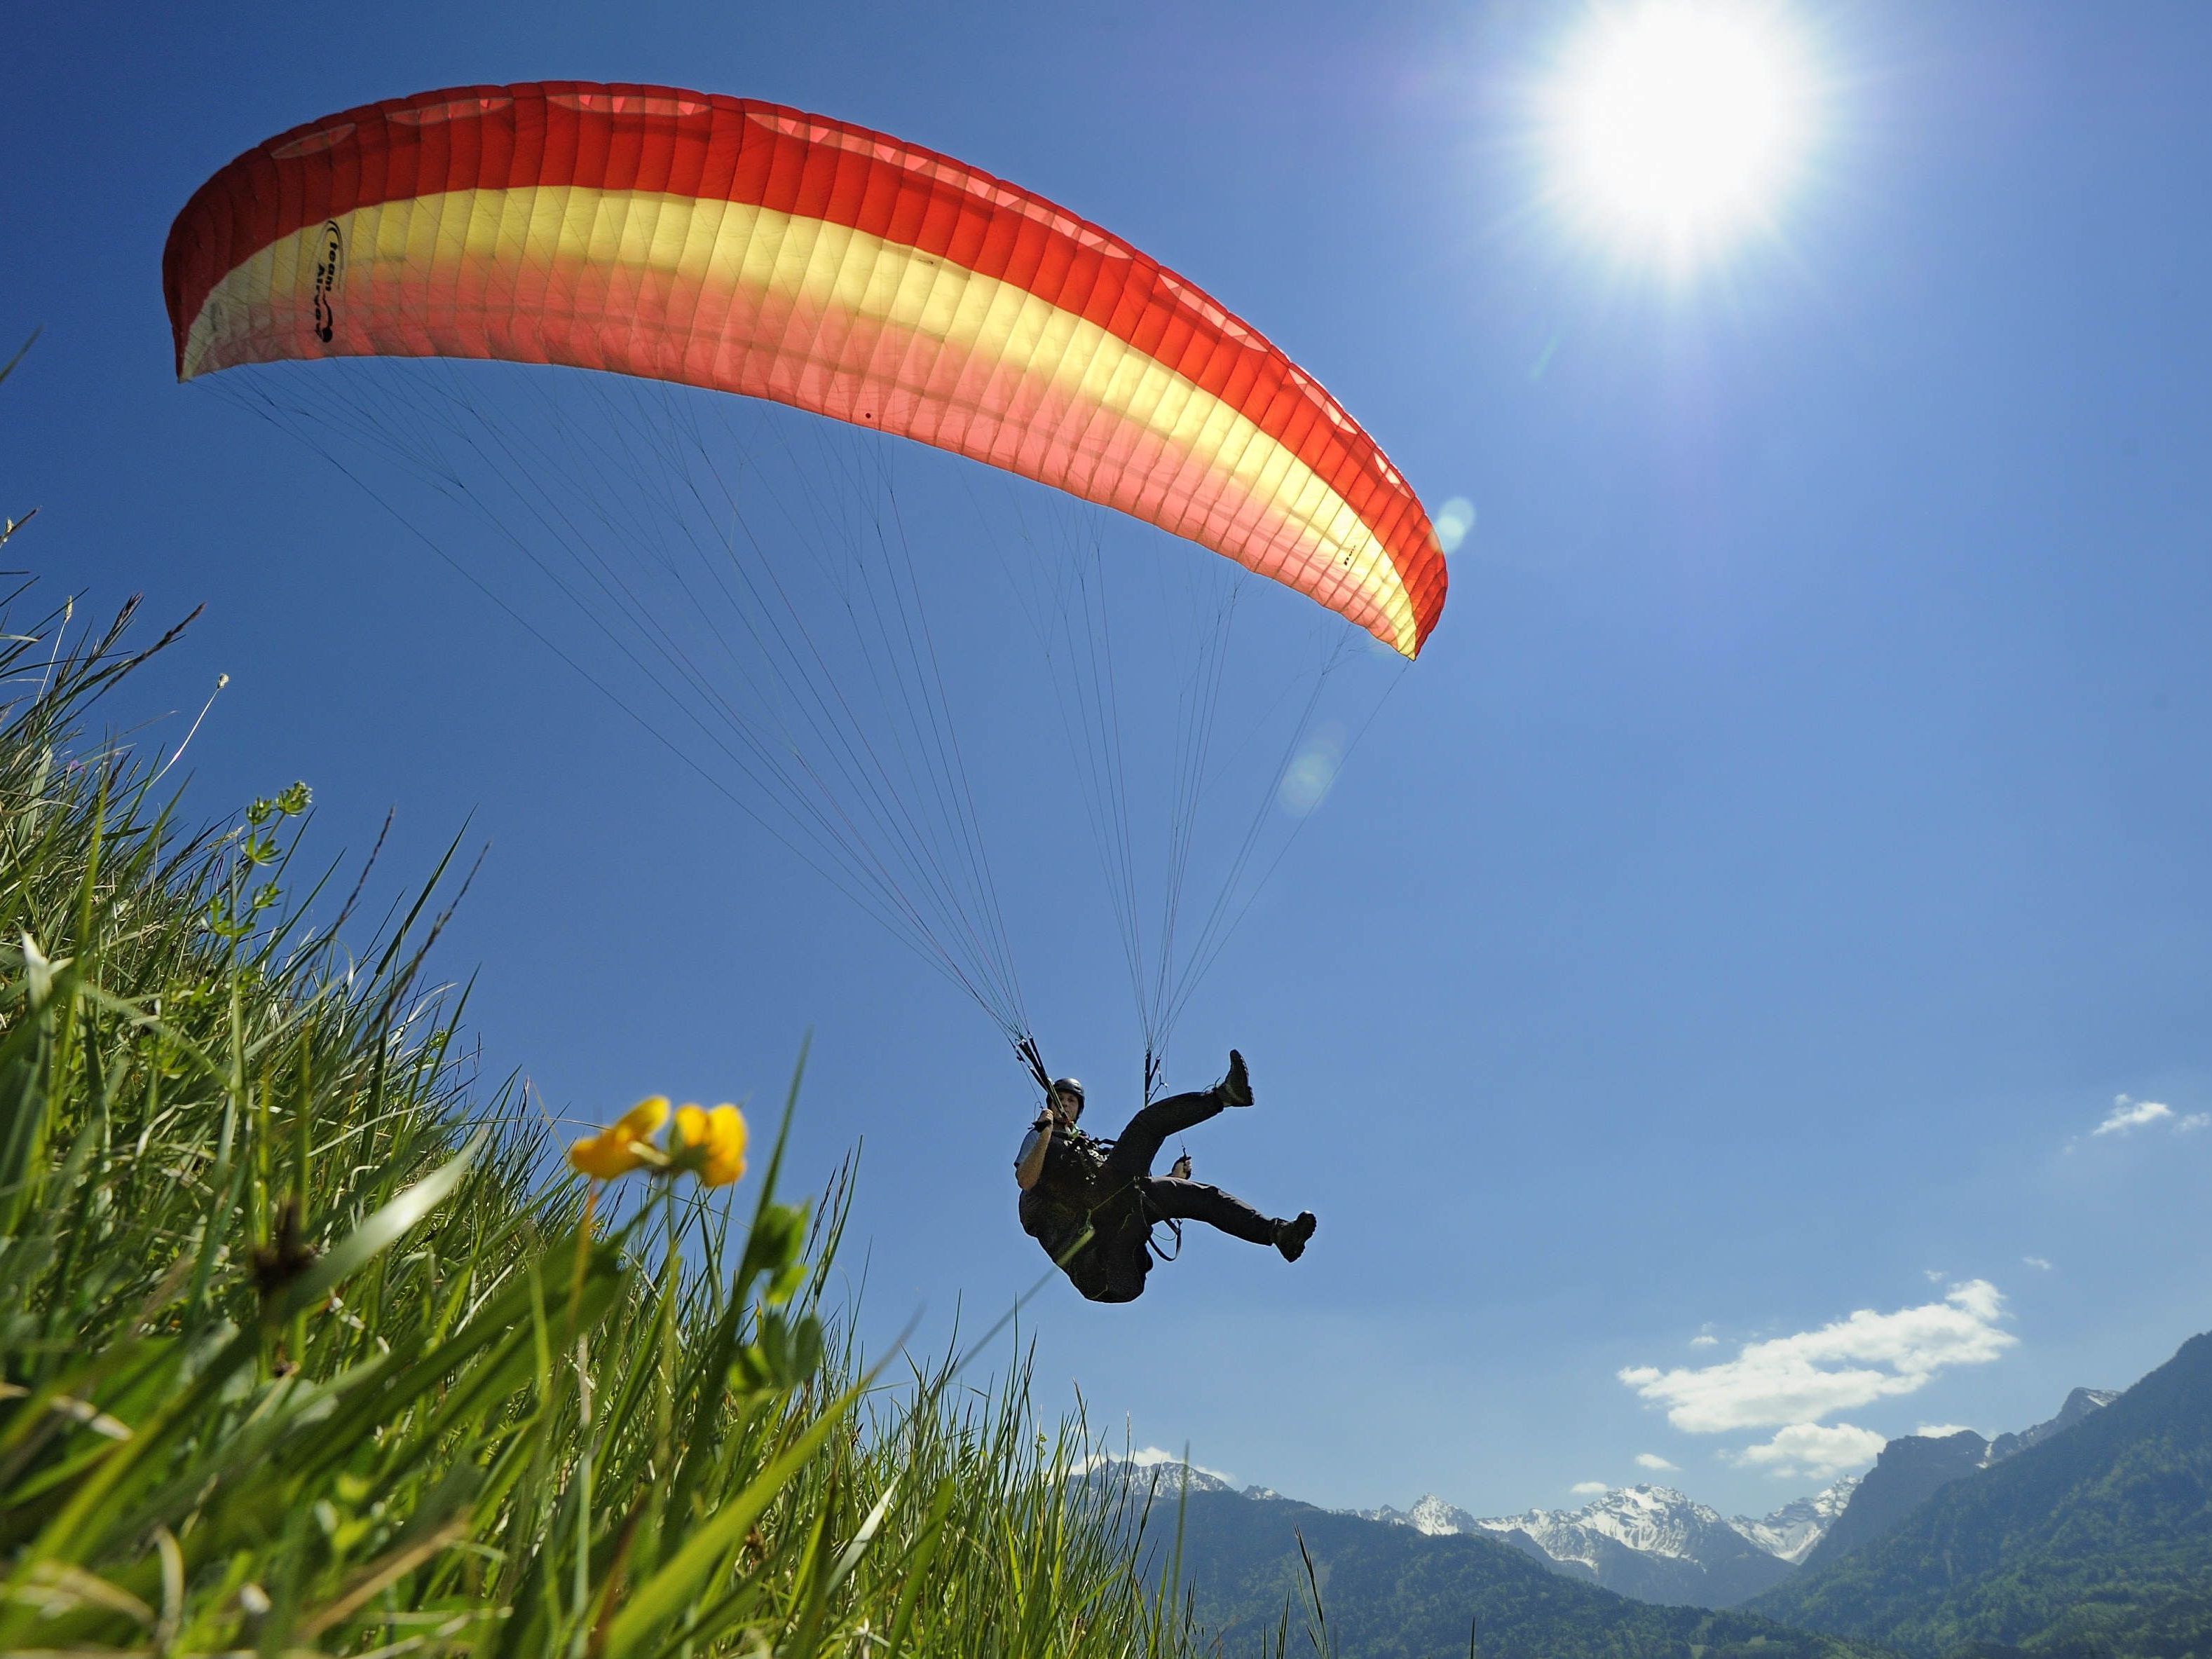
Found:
1545,1 -> 1817,265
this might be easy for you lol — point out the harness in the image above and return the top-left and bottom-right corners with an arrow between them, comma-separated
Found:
1016,1035 -> 1184,1270
1044,1131 -> 1187,1269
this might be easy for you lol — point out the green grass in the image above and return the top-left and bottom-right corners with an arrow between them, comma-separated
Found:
0,571 -> 1219,1658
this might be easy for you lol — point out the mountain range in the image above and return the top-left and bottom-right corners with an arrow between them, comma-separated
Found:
1143,1490 -> 1890,1659
1105,1330 -> 2206,1656
1799,1390 -> 2118,1573
1353,1481 -> 1853,1606
1337,1384 -> 2115,1606
1115,1396 -> 2078,1613
1747,1336 -> 2211,1655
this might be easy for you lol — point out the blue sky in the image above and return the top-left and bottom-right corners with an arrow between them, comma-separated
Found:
6,1 -> 2210,1520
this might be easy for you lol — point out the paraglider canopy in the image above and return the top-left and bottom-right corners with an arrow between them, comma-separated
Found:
163,82 -> 1449,1081
162,81 -> 1446,657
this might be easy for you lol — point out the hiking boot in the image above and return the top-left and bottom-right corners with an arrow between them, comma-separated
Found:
1220,1048 -> 1254,1107
1275,1211 -> 1316,1262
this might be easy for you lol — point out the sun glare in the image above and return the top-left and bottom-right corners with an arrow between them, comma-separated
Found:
1545,1 -> 1817,266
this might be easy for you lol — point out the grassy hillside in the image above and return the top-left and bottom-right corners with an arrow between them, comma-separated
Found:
1747,1332 -> 2212,1658
1154,1488 -> 1890,1659
0,573 -> 1213,1657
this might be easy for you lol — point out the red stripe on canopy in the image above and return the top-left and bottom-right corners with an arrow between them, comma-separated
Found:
164,82 -> 1446,653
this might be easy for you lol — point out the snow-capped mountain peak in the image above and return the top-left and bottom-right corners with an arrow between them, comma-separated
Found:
1079,1454 -> 1245,1498
1726,1477 -> 1861,1564
1404,1494 -> 1478,1534
1475,1484 -> 1736,1565
1351,1493 -> 1476,1534
1356,1478 -> 1860,1604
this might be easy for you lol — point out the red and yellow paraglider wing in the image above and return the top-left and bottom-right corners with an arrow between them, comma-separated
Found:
163,83 -> 1445,656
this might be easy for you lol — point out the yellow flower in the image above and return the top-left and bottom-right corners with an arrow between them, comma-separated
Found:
568,1096 -> 671,1181
671,1102 -> 748,1188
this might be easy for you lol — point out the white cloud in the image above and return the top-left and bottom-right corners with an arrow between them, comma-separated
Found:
1617,1281 -> 2015,1433
2094,1096 -> 2173,1135
2181,1113 -> 2209,1133
2022,1256 -> 2053,1271
1923,1268 -> 1947,1283
1634,1452 -> 1679,1471
1570,1481 -> 1610,1497
1691,1334 -> 1719,1349
1913,1423 -> 1977,1439
1730,1421 -> 1885,1480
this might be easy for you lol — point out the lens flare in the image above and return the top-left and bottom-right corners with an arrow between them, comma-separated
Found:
1278,722 -> 1349,819
1433,498 -> 1477,556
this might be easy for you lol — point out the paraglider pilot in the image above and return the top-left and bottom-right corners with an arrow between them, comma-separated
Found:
1013,1052 -> 1317,1304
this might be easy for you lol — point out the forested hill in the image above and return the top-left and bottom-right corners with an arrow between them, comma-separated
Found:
1745,1330 -> 2212,1657
1798,1391 -> 2117,1577
1798,1432 -> 1994,1574
1154,1491 -> 1886,1659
